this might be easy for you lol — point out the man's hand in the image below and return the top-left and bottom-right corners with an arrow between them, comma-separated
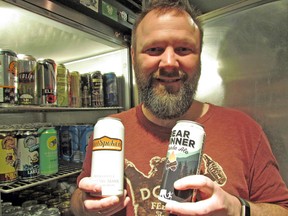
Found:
71,177 -> 130,216
164,175 -> 241,216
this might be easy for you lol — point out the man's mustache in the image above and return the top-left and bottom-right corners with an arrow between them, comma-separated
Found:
153,69 -> 187,79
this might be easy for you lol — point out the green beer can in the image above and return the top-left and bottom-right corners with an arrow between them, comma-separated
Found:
38,127 -> 58,175
57,64 -> 69,107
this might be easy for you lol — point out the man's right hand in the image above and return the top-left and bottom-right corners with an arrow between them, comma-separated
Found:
71,177 -> 130,216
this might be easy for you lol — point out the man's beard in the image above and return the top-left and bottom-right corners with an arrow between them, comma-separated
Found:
134,64 -> 201,120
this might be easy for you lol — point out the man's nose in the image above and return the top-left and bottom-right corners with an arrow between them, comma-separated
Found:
159,47 -> 179,69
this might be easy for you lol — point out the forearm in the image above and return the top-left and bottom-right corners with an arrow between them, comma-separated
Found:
250,202 -> 288,216
70,188 -> 87,216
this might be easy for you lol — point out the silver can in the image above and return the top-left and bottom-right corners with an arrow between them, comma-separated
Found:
37,58 -> 57,106
17,54 -> 38,105
91,117 -> 124,196
158,120 -> 205,203
0,49 -> 18,106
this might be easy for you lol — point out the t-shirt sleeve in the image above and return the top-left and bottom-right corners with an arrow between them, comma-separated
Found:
249,130 -> 288,208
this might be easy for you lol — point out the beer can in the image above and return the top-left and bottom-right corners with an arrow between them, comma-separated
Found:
17,54 -> 38,105
58,201 -> 71,216
58,126 -> 72,162
37,58 -> 57,106
0,49 -> 18,106
0,129 -> 17,185
41,207 -> 61,216
90,71 -> 104,107
103,72 -> 118,107
77,124 -> 93,162
70,71 -> 81,107
17,128 -> 40,180
69,125 -> 81,163
38,127 -> 58,175
91,117 -> 124,196
56,64 -> 69,107
158,120 -> 205,203
81,73 -> 92,107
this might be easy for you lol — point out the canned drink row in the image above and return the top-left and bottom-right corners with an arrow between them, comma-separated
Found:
0,127 -> 58,185
57,124 -> 93,163
81,71 -> 119,107
0,124 -> 93,185
0,49 -> 57,106
0,48 -> 120,107
3,187 -> 72,215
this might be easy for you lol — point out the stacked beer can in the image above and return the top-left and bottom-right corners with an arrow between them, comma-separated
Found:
0,48 -> 120,108
0,123 -> 93,186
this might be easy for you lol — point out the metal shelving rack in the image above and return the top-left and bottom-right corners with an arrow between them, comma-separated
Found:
0,163 -> 81,194
0,106 -> 123,215
0,105 -> 123,113
0,106 -> 123,126
0,163 -> 82,216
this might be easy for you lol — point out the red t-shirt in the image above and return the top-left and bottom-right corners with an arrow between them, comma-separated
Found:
77,103 -> 288,215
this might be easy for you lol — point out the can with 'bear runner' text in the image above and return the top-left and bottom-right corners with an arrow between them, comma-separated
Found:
158,120 -> 205,203
91,117 -> 124,196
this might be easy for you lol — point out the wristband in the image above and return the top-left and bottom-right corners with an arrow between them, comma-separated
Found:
236,196 -> 250,216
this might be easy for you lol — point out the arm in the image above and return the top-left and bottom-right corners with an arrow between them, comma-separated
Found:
70,177 -> 130,216
165,175 -> 288,216
71,188 -> 86,215
250,202 -> 288,216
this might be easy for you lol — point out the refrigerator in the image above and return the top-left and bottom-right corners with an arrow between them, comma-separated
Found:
195,0 -> 288,185
0,0 -> 137,123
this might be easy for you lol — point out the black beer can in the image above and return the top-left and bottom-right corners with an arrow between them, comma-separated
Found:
37,58 -> 57,106
103,72 -> 118,106
58,126 -> 72,162
81,73 -> 92,107
158,120 -> 205,203
90,71 -> 104,107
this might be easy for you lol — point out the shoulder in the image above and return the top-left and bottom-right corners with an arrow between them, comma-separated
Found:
204,103 -> 262,130
210,103 -> 256,120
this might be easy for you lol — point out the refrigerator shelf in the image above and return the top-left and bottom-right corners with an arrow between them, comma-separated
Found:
0,105 -> 124,113
0,163 -> 82,194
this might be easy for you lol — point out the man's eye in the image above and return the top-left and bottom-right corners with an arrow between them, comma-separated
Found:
175,47 -> 193,55
145,47 -> 164,55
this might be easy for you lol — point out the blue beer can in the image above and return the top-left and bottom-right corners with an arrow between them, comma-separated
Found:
58,126 -> 72,162
103,72 -> 118,107
69,125 -> 81,163
77,125 -> 93,162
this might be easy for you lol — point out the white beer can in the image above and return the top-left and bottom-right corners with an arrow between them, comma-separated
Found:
158,120 -> 205,203
91,117 -> 124,196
